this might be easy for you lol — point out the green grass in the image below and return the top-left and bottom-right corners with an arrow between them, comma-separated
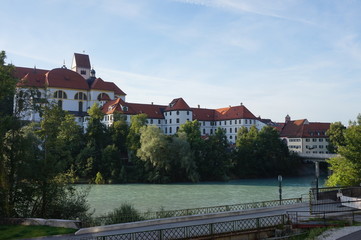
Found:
0,225 -> 77,240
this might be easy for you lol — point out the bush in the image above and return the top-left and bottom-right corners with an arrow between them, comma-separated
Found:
102,203 -> 144,225
94,172 -> 105,184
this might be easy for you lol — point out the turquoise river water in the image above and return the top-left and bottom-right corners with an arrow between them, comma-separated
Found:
79,176 -> 324,216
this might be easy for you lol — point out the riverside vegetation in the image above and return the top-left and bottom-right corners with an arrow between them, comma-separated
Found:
1,50 -> 360,225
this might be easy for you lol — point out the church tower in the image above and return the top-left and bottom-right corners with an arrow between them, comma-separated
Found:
71,53 -> 91,79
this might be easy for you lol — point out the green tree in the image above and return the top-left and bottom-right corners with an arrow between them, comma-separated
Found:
326,122 -> 346,153
168,135 -> 199,182
198,128 -> 231,181
137,125 -> 169,182
126,114 -> 148,182
83,103 -> 109,178
326,115 -> 361,186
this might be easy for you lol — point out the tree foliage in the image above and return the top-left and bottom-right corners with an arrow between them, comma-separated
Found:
326,115 -> 361,186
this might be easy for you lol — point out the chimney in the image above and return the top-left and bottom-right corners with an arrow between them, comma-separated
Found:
198,104 -> 200,108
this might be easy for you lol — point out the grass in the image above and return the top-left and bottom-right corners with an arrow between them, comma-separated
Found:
0,225 -> 77,240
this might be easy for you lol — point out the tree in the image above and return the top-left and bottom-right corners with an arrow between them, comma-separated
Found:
83,103 -> 109,178
137,125 -> 169,183
0,50 -> 17,116
198,128 -> 231,181
326,122 -> 346,153
326,115 -> 361,186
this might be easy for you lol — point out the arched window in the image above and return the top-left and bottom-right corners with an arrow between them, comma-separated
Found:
97,93 -> 110,101
54,90 -> 67,99
75,92 -> 87,100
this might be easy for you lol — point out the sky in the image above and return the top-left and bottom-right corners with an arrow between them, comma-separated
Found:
1,0 -> 361,124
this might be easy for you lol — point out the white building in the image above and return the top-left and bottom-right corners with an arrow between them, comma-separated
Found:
279,115 -> 331,156
14,53 -> 267,143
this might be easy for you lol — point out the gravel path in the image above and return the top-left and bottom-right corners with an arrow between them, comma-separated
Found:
317,226 -> 361,240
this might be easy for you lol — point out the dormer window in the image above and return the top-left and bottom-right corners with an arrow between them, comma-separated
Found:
80,70 -> 86,75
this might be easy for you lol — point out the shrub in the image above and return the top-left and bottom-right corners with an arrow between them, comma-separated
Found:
102,203 -> 144,225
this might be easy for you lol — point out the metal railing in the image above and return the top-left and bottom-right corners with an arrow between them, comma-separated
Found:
87,198 -> 302,226
310,186 -> 361,213
75,214 -> 286,240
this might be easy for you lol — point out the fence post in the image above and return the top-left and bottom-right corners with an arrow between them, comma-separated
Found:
160,229 -> 163,240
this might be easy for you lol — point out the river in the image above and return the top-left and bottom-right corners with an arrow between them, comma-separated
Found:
79,176 -> 324,216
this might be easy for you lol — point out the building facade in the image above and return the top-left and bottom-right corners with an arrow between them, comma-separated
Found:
14,53 -> 267,143
279,115 -> 331,157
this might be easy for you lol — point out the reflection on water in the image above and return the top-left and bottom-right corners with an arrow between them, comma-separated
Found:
78,176 -> 325,216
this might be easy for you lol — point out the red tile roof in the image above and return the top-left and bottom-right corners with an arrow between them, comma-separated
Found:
214,105 -> 257,120
102,99 -> 165,119
73,53 -> 91,68
165,98 -> 191,111
280,119 -> 330,138
15,67 -> 48,88
191,108 -> 215,121
91,78 -> 126,96
46,68 -> 89,90
14,66 -> 126,95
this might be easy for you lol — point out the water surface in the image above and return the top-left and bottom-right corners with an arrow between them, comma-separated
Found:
80,176 -> 323,216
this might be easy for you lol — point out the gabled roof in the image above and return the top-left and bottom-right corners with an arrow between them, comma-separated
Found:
165,98 -> 190,111
46,68 -> 89,90
15,67 -> 48,88
191,108 -> 215,121
102,99 -> 165,119
73,53 -> 91,68
214,105 -> 256,120
14,64 -> 126,95
91,78 -> 126,96
280,119 -> 330,138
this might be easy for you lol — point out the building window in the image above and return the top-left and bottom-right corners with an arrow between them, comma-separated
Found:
306,138 -> 310,142
150,119 -> 153,124
54,90 -> 67,99
187,111 -> 189,115
169,127 -> 172,134
319,145 -> 324,149
80,70 -> 86,75
230,120 -> 232,125
97,93 -> 110,101
319,139 -> 323,142
203,129 -> 205,134
165,128 -> 167,134
176,127 -> 179,132
75,92 -> 87,100
210,129 -> 213,134
235,127 -> 237,133
170,119 -> 172,124
203,121 -> 205,126
58,100 -> 63,109
170,112 -> 172,116
176,118 -> 179,123
312,138 -> 317,142
224,121 -> 226,125
78,101 -> 83,112
219,122 -> 221,126
230,136 -> 233,139
230,128 -> 232,133
158,119 -> 161,124
176,111 -> 179,115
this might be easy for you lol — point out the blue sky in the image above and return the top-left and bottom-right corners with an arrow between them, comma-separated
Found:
1,0 -> 360,124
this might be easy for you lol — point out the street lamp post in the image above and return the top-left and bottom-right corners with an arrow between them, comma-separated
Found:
315,161 -> 320,200
278,175 -> 283,205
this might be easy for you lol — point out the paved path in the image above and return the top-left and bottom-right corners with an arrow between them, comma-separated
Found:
27,203 -> 309,240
